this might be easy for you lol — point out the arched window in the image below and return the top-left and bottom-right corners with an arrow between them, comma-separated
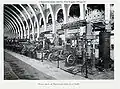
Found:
40,18 -> 44,27
69,4 -> 80,18
48,14 -> 52,24
57,9 -> 64,23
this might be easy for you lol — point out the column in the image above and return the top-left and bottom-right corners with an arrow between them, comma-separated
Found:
79,4 -> 86,34
79,4 -> 86,64
105,4 -> 111,32
62,4 -> 69,43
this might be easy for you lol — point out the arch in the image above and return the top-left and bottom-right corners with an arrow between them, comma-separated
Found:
4,20 -> 13,33
28,4 -> 39,40
5,6 -> 25,38
4,16 -> 17,34
20,4 -> 34,40
4,21 -> 16,38
4,14 -> 21,37
67,4 -> 80,17
4,23 -> 11,33
4,14 -> 20,37
5,24 -> 13,34
4,10 -> 21,37
12,5 -> 30,39
5,14 -> 19,35
5,16 -> 16,33
68,4 -> 80,18
37,4 -> 46,31
5,21 -> 15,35
55,8 -> 62,20
48,4 -> 55,33
5,5 -> 26,38
56,9 -> 64,23
4,10 -> 22,38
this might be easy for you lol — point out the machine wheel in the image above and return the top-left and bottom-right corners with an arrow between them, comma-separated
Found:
48,53 -> 58,62
65,54 -> 76,66
47,53 -> 53,62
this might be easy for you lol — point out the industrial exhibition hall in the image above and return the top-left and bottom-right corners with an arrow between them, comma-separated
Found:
4,4 -> 114,80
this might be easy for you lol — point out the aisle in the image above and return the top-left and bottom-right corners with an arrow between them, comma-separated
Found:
4,51 -> 55,80
4,50 -> 87,80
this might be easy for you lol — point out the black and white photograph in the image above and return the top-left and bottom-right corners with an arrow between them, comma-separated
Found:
3,3 -> 114,80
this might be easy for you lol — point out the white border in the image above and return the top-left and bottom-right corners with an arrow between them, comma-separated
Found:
0,0 -> 120,89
